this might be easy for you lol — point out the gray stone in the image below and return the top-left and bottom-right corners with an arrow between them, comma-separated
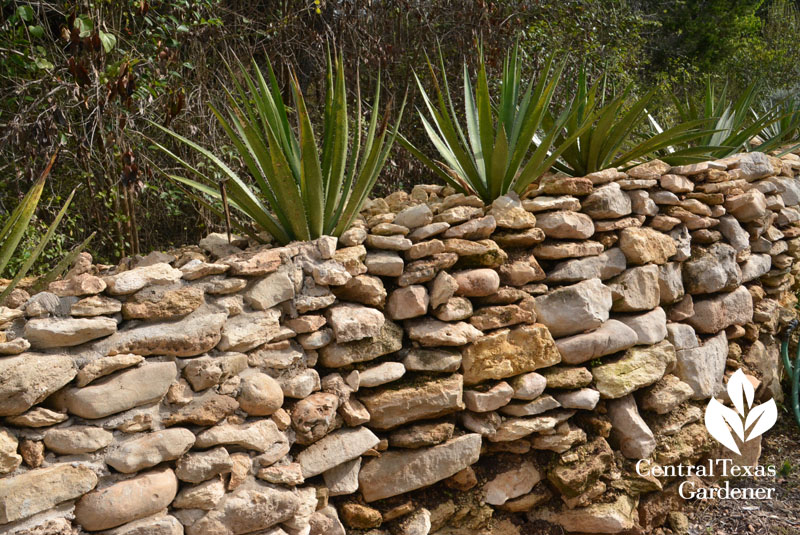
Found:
555,319 -> 638,365
106,429 -> 196,473
675,330 -> 728,399
44,426 -> 113,454
683,243 -> 741,294
535,211 -> 594,239
617,307 -> 667,345
317,318 -> 402,365
533,278 -> 612,338
581,182 -> 632,219
24,317 -> 117,348
0,353 -> 76,416
592,340 -> 677,398
546,248 -> 627,283
358,434 -> 482,502
688,286 -> 753,334
607,394 -> 656,459
608,265 -> 661,312
297,426 -> 379,478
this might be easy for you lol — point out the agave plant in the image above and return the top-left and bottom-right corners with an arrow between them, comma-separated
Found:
151,51 -> 404,245
671,80 -> 784,158
758,97 -> 800,149
0,152 -> 79,301
549,70 -> 710,176
399,45 -> 591,203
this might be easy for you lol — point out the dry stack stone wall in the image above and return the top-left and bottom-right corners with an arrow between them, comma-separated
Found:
1,151 -> 799,535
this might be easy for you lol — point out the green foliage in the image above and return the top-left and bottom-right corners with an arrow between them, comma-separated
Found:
759,98 -> 800,148
550,71 -> 709,176
153,52 -> 404,244
0,153 -> 75,300
400,45 -> 590,202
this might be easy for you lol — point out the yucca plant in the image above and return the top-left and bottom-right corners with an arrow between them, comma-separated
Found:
151,51 -> 404,245
549,70 -> 711,176
399,45 -> 592,203
0,152 -> 79,301
671,80 -> 784,158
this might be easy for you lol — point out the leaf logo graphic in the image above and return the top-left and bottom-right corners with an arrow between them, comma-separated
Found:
704,369 -> 777,455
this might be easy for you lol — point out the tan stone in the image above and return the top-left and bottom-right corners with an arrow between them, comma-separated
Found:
359,375 -> 464,429
0,353 -> 76,416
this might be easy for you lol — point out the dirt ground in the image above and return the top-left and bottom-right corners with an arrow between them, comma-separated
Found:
687,413 -> 800,535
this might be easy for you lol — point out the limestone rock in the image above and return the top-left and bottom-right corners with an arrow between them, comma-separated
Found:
237,370 -> 283,416
556,319 -> 638,365
0,428 -> 21,475
326,303 -> 385,343
162,392 -> 238,426
218,308 -> 281,351
175,447 -> 233,483
402,348 -> 462,373
592,340 -> 677,398
122,285 -> 204,320
106,428 -> 195,473
533,278 -> 612,338
5,407 -> 68,428
535,211 -> 595,239
60,362 -> 176,419
619,227 -> 677,264
608,394 -> 656,458
617,307 -> 667,345
323,457 -> 361,496
461,324 -> 561,385
395,204 -> 434,229
687,286 -> 753,334
674,330 -> 728,399
464,382 -> 514,412
453,269 -> 501,297
483,462 -> 542,506
387,285 -> 429,319
296,426 -> 380,478
195,420 -> 287,453
510,372 -> 547,400
76,353 -> 144,387
75,468 -> 178,531
638,374 -> 694,414
319,320 -> 403,367
332,275 -> 387,307
683,243 -> 741,294
0,353 -> 76,416
546,247 -> 627,283
221,247 -> 284,276
43,426 -> 113,454
0,463 -> 98,524
358,434 -> 482,502
529,492 -> 637,533
100,308 -> 227,357
359,374 -> 463,429
48,273 -> 106,297
608,264 -> 661,312
104,263 -> 183,295
100,514 -> 184,535
405,318 -> 482,347
581,182 -> 632,219
25,317 -> 117,348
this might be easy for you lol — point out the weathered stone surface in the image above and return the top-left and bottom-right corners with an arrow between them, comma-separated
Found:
195,420 -> 287,453
639,374 -> 694,413
48,273 -> 106,297
389,420 -> 455,449
532,240 -> 605,259
608,394 -> 656,458
592,340 -> 677,398
464,382 -> 514,412
0,353 -> 76,416
443,215 -> 496,239
395,204 -> 434,229
725,188 -> 767,221
326,303 -> 385,343
617,307 -> 667,345
75,468 -> 178,531
582,182 -> 632,219
243,270 -> 295,310
0,428 -> 21,474
358,434 -> 482,502
687,286 -> 753,334
489,411 -> 575,441
163,392 -> 238,426
740,254 -> 772,282
175,447 -> 232,483
629,159 -> 671,179
498,252 -> 546,285
405,318 -> 482,347
184,353 -> 247,390
43,426 -> 112,454
619,227 -> 677,264
387,285 -> 429,320
609,265 -> 661,312
469,304 -> 533,330
25,317 -> 117,348
530,493 -> 637,533
403,348 -> 462,373
101,513 -> 184,535
683,243 -> 741,294
359,375 -> 463,429
535,211 -> 595,239
500,394 -> 560,416
218,309 -> 280,351
122,285 -> 204,321
433,296 -> 473,321
523,195 -> 581,212
185,484 -> 299,535
484,462 -> 542,506
658,262 -> 685,303
101,309 -> 227,357
237,370 -> 283,416
332,275 -> 386,307
324,457 -> 361,496
546,247 -> 626,283
104,263 -> 183,295
0,463 -> 98,524
297,426 -> 379,478
292,392 -> 339,445
60,362 -> 175,419
76,353 -> 144,387
556,319 -> 638,365
453,268 -> 501,297
510,372 -> 547,400
221,247 -> 284,276
660,173 -> 694,193
106,429 -> 195,473
319,320 -> 403,367
5,407 -> 67,428
0,337 -> 30,355
359,362 -> 406,388
461,324 -> 560,385
490,193 -> 537,229
365,251 -> 404,276
674,330 -> 728,399
173,478 -> 226,510
533,278 -> 612,338
554,388 -> 600,410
